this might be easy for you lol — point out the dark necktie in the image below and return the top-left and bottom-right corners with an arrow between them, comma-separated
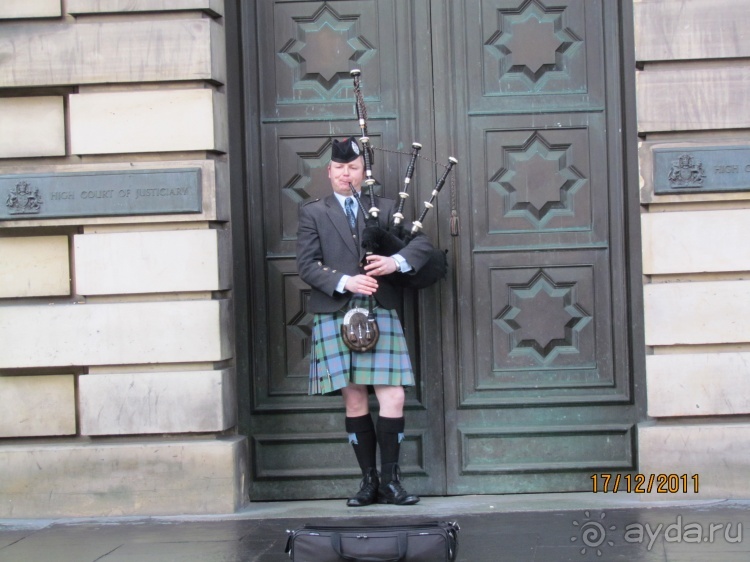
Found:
345,197 -> 356,229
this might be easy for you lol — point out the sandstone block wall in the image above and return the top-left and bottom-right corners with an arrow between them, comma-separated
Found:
0,0 -> 245,517
635,0 -> 750,499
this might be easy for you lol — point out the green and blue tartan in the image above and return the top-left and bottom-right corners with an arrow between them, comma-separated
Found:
309,297 -> 415,395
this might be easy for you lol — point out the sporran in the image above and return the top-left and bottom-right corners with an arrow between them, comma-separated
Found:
340,306 -> 379,352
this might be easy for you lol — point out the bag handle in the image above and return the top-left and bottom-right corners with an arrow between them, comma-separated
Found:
330,532 -> 408,562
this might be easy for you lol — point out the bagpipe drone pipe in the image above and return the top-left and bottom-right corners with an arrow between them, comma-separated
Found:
349,68 -> 457,290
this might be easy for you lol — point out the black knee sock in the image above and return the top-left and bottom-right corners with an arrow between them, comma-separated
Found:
376,416 -> 405,481
345,414 -> 377,474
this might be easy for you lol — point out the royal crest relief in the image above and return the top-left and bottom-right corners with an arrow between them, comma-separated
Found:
668,153 -> 706,189
6,181 -> 43,215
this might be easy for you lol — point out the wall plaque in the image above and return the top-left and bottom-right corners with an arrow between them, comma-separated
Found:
1,168 -> 202,220
654,146 -> 750,195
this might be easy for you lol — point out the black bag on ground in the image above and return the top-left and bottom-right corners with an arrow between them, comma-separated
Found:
285,521 -> 460,562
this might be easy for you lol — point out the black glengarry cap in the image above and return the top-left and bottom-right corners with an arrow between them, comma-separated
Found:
330,136 -> 362,163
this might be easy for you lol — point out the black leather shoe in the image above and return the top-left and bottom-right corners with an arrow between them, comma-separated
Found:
378,465 -> 420,505
346,468 -> 379,507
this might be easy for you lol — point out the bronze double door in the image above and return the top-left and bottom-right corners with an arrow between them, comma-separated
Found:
243,0 -> 639,500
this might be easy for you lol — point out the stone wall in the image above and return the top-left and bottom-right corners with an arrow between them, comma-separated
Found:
635,0 -> 750,498
0,0 -> 247,517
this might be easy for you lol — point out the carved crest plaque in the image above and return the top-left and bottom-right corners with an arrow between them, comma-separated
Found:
667,154 -> 706,189
5,181 -> 43,215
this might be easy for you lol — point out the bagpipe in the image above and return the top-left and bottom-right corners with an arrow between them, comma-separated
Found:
349,68 -> 457,290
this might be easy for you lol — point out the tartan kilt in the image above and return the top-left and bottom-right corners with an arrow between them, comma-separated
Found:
309,297 -> 415,395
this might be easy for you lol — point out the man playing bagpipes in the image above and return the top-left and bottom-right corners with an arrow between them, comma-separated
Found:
296,137 -> 435,507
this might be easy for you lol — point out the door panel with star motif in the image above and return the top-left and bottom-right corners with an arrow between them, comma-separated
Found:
430,0 -> 639,494
245,0 -> 445,501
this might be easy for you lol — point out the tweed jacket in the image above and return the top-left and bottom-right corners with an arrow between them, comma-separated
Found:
296,193 -> 434,313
